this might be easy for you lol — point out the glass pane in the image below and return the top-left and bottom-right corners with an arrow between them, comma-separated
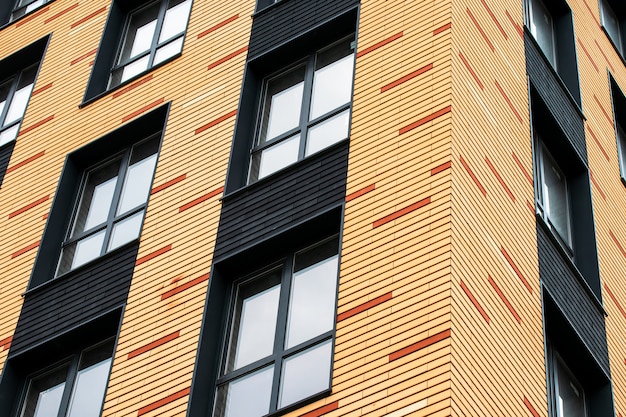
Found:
121,5 -> 159,61
0,125 -> 19,147
21,365 -> 68,417
255,134 -> 300,180
309,49 -> 354,120
305,110 -> 350,157
66,341 -> 114,417
261,67 -> 305,142
121,56 -> 150,84
215,366 -> 273,417
25,0 -> 44,13
230,280 -> 281,370
602,0 -> 623,53
5,83 -> 34,125
72,230 -> 106,270
541,147 -> 570,246
285,251 -> 338,348
278,340 -> 332,409
0,79 -> 10,123
618,124 -> 626,176
73,159 -> 121,235
556,359 -> 585,417
529,0 -> 556,67
153,37 -> 184,65
117,139 -> 158,215
108,211 -> 144,251
159,0 -> 192,43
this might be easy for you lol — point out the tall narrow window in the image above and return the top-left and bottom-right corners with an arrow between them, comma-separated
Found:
0,64 -> 37,147
600,0 -> 626,56
528,0 -> 557,67
249,36 -> 355,182
214,236 -> 339,417
618,124 -> 626,178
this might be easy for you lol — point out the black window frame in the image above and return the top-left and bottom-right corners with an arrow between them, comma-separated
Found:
609,75 -> 626,185
0,63 -> 38,149
10,0 -> 52,22
546,343 -> 588,417
599,0 -> 626,59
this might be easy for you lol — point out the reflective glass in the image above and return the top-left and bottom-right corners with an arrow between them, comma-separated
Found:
541,147 -> 570,246
257,134 -> 300,179
305,110 -> 350,156
117,153 -> 157,215
66,358 -> 112,417
121,56 -> 150,84
0,80 -> 10,123
5,83 -> 34,125
154,38 -> 184,65
602,0 -> 623,53
0,125 -> 19,147
278,340 -> 332,409
21,365 -> 68,417
556,359 -> 585,417
309,52 -> 354,120
618,124 -> 626,176
285,254 -> 338,348
159,0 -> 192,43
73,160 -> 120,234
72,230 -> 106,270
123,6 -> 159,60
261,67 -> 305,142
216,366 -> 273,417
26,0 -> 44,13
529,0 -> 556,66
108,211 -> 144,251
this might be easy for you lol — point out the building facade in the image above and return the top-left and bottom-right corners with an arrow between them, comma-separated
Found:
0,0 -> 625,416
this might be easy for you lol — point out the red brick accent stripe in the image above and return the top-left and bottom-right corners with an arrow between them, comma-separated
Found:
485,157 -> 515,202
152,174 -> 186,195
523,396 -> 540,417
137,387 -> 190,416
356,32 -> 403,58
494,80 -> 523,124
44,3 -> 79,24
6,150 -> 45,174
8,195 -> 49,219
459,52 -> 484,90
162,273 -> 209,300
179,186 -> 224,212
589,170 -> 606,200
467,8 -> 495,52
526,200 -> 535,215
577,38 -> 599,72
604,283 -> 626,320
195,110 -> 237,135
399,105 -> 451,135
609,230 -> 626,258
594,39 -> 616,73
128,331 -> 180,359
70,48 -> 97,66
381,63 -> 433,92
70,6 -> 107,29
299,401 -> 339,417
501,247 -> 532,293
586,125 -> 610,162
594,95 -> 614,126
373,197 -> 430,228
122,98 -> 165,123
488,276 -> 521,323
207,46 -> 248,70
480,0 -> 507,40
582,0 -> 601,27
505,10 -> 524,38
32,83 -> 53,96
460,280 -> 490,323
511,152 -> 533,185
459,155 -> 486,197
136,245 -> 172,266
345,184 -> 375,202
198,14 -> 239,39
0,336 -> 12,351
431,161 -> 451,176
11,241 -> 40,258
15,6 -> 50,27
433,23 -> 451,35
19,115 -> 54,137
337,292 -> 392,322
43,213 -> 49,220
389,329 -> 451,362
112,75 -> 154,99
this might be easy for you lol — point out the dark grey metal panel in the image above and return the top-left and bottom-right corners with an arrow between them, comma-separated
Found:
537,224 -> 610,375
8,243 -> 138,357
214,143 -> 348,261
525,33 -> 587,165
0,142 -> 14,188
248,0 -> 359,60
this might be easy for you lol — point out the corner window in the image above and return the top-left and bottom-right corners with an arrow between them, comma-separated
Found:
249,36 -> 354,182
214,236 -> 339,417
10,0 -> 51,21
19,339 -> 114,417
0,64 -> 37,147
600,0 -> 625,56
529,0 -> 557,67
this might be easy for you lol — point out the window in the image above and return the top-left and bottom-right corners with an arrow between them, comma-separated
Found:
56,134 -> 159,276
10,0 -> 51,21
0,64 -> 37,148
618,123 -> 626,177
535,139 -> 572,251
551,354 -> 586,417
248,36 -> 354,182
19,339 -> 114,417
600,0 -> 626,56
529,0 -> 557,67
609,76 -> 626,183
214,236 -> 339,417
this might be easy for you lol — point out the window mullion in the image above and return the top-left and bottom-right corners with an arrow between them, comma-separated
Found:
101,148 -> 131,256
148,0 -> 169,69
297,55 -> 316,161
55,354 -> 80,417
0,74 -> 19,128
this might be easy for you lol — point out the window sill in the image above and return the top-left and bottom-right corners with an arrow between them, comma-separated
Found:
600,26 -> 626,68
523,26 -> 586,121
535,214 -> 607,316
79,53 -> 181,109
23,240 -> 140,297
